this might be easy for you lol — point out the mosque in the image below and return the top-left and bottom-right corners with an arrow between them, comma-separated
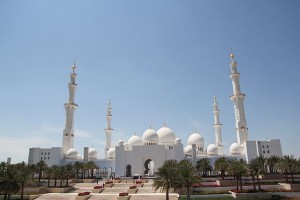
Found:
28,52 -> 282,177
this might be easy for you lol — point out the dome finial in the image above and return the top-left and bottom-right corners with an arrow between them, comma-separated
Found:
164,121 -> 167,127
72,60 -> 76,73
230,48 -> 235,62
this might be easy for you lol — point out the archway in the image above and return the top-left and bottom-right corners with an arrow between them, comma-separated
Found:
126,164 -> 132,177
144,159 -> 154,176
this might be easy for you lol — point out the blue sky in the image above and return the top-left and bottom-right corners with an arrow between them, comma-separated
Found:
0,0 -> 299,163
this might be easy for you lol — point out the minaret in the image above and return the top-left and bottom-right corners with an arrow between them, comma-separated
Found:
212,96 -> 224,155
104,99 -> 113,158
229,51 -> 248,145
62,63 -> 78,154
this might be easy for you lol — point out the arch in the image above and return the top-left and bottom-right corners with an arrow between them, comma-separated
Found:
126,164 -> 132,177
144,159 -> 154,176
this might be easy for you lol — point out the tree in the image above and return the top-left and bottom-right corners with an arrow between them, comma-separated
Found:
153,160 -> 178,200
196,158 -> 212,177
227,159 -> 247,192
36,160 -> 47,182
177,160 -> 199,200
74,161 -> 83,179
50,165 -> 60,187
15,162 -> 34,200
86,161 -> 97,178
278,155 -> 297,183
0,164 -> 21,200
64,164 -> 75,187
214,157 -> 229,180
266,155 -> 280,174
247,158 -> 265,191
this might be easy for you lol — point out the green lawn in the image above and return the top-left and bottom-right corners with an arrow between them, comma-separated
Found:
179,196 -> 234,200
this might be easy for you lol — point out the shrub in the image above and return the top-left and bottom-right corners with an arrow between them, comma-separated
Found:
94,185 -> 103,189
105,181 -> 113,184
129,185 -> 137,189
136,180 -> 142,184
119,192 -> 128,196
78,192 -> 90,196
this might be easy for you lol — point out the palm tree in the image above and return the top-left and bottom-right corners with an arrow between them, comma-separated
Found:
247,158 -> 265,191
86,161 -> 97,178
58,166 -> 66,187
266,155 -> 280,174
0,165 -> 21,200
64,164 -> 75,187
278,155 -> 297,183
153,160 -> 178,200
214,157 -> 229,180
73,161 -> 83,179
177,160 -> 199,200
50,165 -> 60,187
227,159 -> 247,192
15,162 -> 34,200
196,158 -> 212,177
36,160 -> 47,182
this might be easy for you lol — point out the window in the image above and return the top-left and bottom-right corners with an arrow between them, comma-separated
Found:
48,152 -> 50,155
41,157 -> 42,160
262,145 -> 264,148
41,152 -> 43,155
267,145 -> 269,148
267,150 -> 270,153
263,150 -> 265,153
48,157 -> 50,160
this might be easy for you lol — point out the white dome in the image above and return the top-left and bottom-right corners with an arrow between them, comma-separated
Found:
77,154 -> 83,160
142,128 -> 158,143
157,126 -> 176,144
66,148 -> 78,159
119,140 -> 125,146
188,132 -> 204,148
107,147 -> 115,159
230,143 -> 242,155
128,135 -> 143,146
88,147 -> 98,160
207,144 -> 218,155
175,138 -> 181,144
184,145 -> 193,155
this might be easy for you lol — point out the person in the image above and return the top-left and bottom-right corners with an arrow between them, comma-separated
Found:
97,179 -> 98,184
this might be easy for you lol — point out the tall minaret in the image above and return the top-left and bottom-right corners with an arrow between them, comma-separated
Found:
104,99 -> 113,158
212,96 -> 224,155
229,51 -> 248,145
62,63 -> 78,154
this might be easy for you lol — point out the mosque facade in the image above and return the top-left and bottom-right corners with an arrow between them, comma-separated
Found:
28,53 -> 282,177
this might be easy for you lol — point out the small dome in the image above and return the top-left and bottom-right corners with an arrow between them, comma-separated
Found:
77,154 -> 83,160
175,138 -> 181,144
119,140 -> 125,146
107,147 -> 115,159
230,143 -> 242,155
188,132 -> 204,148
128,135 -> 143,146
142,128 -> 158,143
207,144 -> 218,156
88,147 -> 98,160
157,126 -> 176,144
66,148 -> 78,160
184,145 -> 193,155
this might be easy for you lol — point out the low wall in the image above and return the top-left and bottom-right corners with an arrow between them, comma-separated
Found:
216,179 -> 244,187
279,183 -> 300,191
230,191 -> 272,199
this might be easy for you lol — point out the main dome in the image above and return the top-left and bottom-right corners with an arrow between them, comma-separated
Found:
188,132 -> 204,148
142,128 -> 159,143
157,126 -> 176,144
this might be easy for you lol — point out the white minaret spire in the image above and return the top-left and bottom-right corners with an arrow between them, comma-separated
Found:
104,98 -> 113,158
213,96 -> 224,155
62,63 -> 78,154
229,51 -> 249,146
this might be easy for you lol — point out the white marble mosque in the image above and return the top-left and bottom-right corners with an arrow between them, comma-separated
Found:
28,52 -> 282,177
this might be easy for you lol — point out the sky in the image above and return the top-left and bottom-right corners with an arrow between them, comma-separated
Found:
0,0 -> 299,163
